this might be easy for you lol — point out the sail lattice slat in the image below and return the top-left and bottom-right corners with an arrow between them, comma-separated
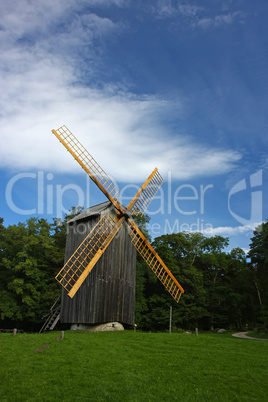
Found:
129,223 -> 184,303
128,168 -> 164,216
52,125 -> 120,202
56,215 -> 122,297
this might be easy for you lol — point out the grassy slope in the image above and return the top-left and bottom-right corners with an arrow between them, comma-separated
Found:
0,331 -> 267,401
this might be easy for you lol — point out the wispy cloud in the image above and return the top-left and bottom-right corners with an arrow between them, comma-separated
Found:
0,83 -> 241,182
149,0 -> 245,29
196,11 -> 245,29
151,0 -> 201,19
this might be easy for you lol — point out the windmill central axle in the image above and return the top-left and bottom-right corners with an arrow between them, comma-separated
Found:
117,204 -> 133,220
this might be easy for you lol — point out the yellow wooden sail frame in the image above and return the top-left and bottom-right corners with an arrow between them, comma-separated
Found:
52,125 -> 184,301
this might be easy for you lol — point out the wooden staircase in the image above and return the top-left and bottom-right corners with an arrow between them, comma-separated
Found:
39,295 -> 61,333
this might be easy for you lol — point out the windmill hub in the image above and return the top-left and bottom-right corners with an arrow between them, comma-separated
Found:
117,204 -> 133,221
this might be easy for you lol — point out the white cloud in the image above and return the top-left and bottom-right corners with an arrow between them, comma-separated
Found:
0,79 -> 241,182
196,11 -> 245,29
0,0 -> 241,184
202,222 -> 262,237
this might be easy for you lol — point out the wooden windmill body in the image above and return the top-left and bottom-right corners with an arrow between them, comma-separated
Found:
52,125 -> 184,327
61,201 -> 136,325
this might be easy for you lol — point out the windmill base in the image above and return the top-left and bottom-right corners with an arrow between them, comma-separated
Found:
70,322 -> 124,332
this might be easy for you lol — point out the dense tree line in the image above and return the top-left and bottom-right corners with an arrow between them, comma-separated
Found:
0,212 -> 267,332
135,221 -> 268,331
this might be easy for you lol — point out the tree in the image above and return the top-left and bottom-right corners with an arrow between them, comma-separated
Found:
248,221 -> 268,329
134,232 -> 209,331
152,232 -> 209,330
135,228 -> 251,331
0,218 -> 61,328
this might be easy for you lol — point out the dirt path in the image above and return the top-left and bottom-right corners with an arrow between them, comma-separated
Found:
232,332 -> 268,341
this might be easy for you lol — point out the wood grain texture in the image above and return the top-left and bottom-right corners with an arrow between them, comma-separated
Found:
60,202 -> 136,325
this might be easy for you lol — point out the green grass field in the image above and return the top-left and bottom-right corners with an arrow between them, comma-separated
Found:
0,330 -> 267,401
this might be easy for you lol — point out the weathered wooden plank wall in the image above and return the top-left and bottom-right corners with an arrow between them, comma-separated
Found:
60,202 -> 136,325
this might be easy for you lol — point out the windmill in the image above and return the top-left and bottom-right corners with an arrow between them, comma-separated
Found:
52,125 -> 184,328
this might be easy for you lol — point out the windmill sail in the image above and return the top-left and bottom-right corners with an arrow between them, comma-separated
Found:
56,215 -> 124,298
127,168 -> 164,216
128,220 -> 184,303
52,126 -> 121,210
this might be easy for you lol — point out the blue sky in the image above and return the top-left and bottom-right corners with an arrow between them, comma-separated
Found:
0,0 -> 267,253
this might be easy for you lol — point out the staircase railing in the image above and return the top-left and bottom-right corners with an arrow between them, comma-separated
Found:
39,294 -> 61,333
